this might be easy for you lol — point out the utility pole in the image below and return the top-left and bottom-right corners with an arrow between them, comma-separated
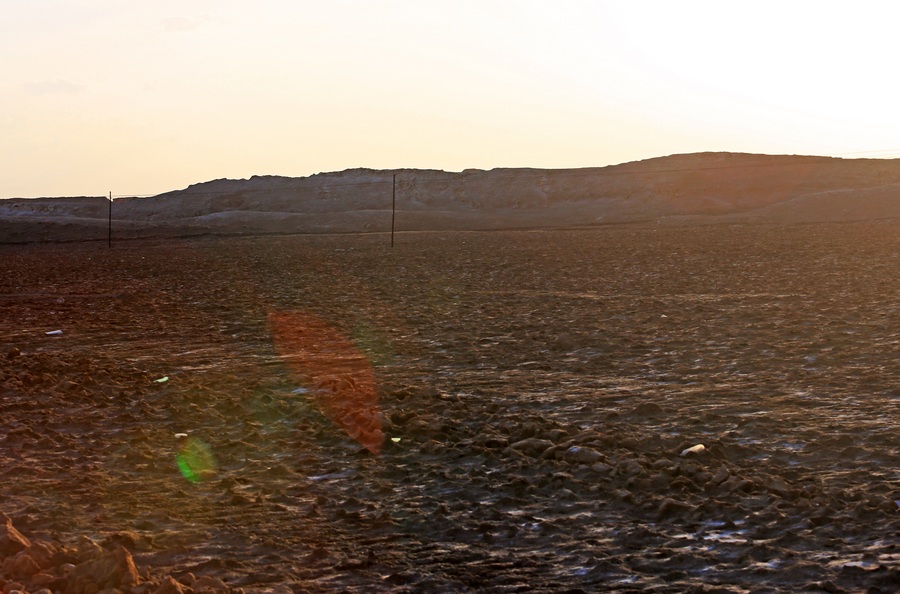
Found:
391,173 -> 396,248
108,191 -> 113,248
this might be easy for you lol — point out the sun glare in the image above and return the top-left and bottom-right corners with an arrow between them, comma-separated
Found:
2,1 -> 899,197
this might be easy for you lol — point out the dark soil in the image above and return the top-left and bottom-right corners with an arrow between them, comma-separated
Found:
1,222 -> 898,593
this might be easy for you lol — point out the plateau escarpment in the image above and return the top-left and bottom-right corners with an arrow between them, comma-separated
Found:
2,152 -> 899,243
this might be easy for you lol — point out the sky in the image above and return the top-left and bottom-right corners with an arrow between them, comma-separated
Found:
4,1 -> 900,198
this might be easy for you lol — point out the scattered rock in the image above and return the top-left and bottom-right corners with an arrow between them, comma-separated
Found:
474,434 -> 508,449
657,497 -> 694,519
23,541 -> 59,571
65,545 -> 141,594
0,515 -> 31,556
192,575 -> 230,592
563,445 -> 604,465
31,573 -> 56,588
680,444 -> 706,457
508,437 -> 555,457
710,466 -> 730,487
723,477 -> 755,494
5,551 -> 41,579
591,461 -> 613,474
766,476 -> 794,499
632,402 -> 665,417
73,536 -> 105,561
618,458 -> 645,477
153,576 -> 187,594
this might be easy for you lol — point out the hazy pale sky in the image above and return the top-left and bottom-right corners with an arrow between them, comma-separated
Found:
4,1 -> 900,197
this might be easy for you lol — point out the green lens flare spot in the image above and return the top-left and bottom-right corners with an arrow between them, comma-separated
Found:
176,438 -> 216,483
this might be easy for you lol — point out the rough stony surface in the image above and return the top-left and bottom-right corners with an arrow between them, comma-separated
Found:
2,152 -> 900,243
1,222 -> 899,592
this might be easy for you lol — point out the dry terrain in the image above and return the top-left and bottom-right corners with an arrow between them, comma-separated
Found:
1,222 -> 899,593
3,153 -> 900,244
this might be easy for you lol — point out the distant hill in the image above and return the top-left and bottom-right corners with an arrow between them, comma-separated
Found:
2,152 -> 899,243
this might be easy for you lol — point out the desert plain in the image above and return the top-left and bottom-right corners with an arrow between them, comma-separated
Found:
1,220 -> 899,593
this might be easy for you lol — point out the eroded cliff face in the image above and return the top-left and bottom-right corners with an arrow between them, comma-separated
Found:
2,152 -> 900,243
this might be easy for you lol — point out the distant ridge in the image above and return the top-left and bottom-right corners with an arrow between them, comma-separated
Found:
2,152 -> 899,243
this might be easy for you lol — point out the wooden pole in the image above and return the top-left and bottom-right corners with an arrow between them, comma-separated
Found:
391,173 -> 396,248
108,191 -> 112,248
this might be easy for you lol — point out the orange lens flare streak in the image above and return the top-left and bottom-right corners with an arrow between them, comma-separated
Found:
267,310 -> 384,454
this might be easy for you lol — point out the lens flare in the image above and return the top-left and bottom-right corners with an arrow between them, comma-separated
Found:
176,438 -> 216,483
268,310 -> 384,454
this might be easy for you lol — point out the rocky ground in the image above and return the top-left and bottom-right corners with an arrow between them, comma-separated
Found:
1,222 -> 899,592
